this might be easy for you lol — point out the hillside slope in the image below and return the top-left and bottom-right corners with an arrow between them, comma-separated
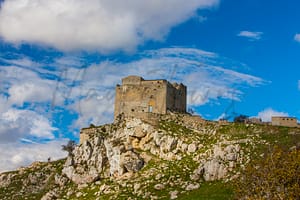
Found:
1,114 -> 300,200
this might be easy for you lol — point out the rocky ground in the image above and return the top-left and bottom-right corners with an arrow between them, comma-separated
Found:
1,114 -> 299,200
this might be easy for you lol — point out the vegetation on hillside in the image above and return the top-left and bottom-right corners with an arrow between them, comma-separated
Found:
0,119 -> 299,200
234,146 -> 300,200
0,159 -> 66,200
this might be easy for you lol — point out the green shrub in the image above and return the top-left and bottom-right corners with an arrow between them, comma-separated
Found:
234,146 -> 300,200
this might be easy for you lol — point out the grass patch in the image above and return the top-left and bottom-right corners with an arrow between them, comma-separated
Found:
159,120 -> 193,137
178,181 -> 234,200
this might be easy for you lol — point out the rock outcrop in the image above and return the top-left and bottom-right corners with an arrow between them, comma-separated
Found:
2,113 -> 297,200
62,117 -> 247,186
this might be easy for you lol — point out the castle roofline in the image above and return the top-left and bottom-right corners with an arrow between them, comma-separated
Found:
121,75 -> 186,87
271,116 -> 297,118
271,116 -> 297,119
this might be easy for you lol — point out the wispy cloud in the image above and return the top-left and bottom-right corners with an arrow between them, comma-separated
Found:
298,80 -> 300,90
237,31 -> 263,41
0,0 -> 219,52
294,34 -> 300,43
257,108 -> 289,122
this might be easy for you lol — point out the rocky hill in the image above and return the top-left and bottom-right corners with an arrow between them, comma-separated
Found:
1,114 -> 300,200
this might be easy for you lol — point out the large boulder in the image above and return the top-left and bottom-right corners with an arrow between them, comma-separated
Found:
202,159 -> 227,181
120,151 -> 144,172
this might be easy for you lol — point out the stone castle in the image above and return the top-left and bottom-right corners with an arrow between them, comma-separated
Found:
79,75 -> 299,144
114,75 -> 187,119
80,75 -> 187,143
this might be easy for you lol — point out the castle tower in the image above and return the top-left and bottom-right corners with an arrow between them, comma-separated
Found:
114,75 -> 186,119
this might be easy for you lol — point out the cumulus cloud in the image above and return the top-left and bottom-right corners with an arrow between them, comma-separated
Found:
70,95 -> 115,128
0,109 -> 57,143
0,0 -> 219,52
0,140 -> 67,173
8,82 -> 54,106
257,108 -> 289,122
237,31 -> 263,41
294,34 -> 300,43
1,64 -> 65,107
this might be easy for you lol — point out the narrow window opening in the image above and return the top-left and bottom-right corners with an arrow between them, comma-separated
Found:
148,105 -> 153,113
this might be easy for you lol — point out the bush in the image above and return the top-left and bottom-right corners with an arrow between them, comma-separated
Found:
62,140 -> 76,156
234,146 -> 300,200
234,115 -> 248,123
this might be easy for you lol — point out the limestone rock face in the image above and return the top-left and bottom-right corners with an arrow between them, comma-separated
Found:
187,143 -> 198,153
0,173 -> 14,187
62,139 -> 106,184
192,158 -> 228,182
54,174 -> 68,187
41,189 -> 59,200
125,118 -> 153,138
120,151 -> 144,172
62,117 -> 245,185
62,119 -> 151,184
104,139 -> 124,176
170,190 -> 179,199
191,142 -> 242,182
185,183 -> 200,191
224,144 -> 240,161
202,159 -> 227,181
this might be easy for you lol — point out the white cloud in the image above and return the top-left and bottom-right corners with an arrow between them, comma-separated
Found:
294,34 -> 300,43
0,95 -> 10,114
30,115 -> 58,139
257,108 -> 289,122
0,0 -> 219,52
0,109 -> 57,143
237,31 -> 263,41
8,82 -> 54,106
298,80 -> 300,90
54,56 -> 84,68
0,57 -> 41,68
0,140 -> 67,173
70,95 -> 114,128
1,65 -> 65,106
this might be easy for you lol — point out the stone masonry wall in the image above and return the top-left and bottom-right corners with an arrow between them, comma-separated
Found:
271,117 -> 298,128
166,82 -> 186,113
114,76 -> 186,119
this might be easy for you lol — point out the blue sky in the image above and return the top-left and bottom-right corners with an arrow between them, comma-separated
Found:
0,0 -> 299,172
